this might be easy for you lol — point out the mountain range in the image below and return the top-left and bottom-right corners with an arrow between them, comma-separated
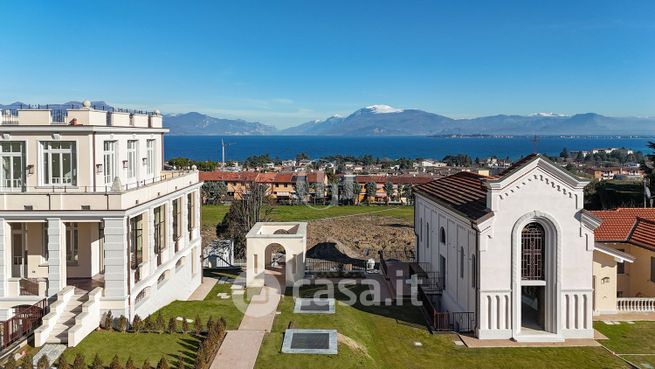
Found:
2,102 -> 654,136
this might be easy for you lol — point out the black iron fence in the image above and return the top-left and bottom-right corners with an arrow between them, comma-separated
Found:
305,258 -> 366,273
417,285 -> 475,333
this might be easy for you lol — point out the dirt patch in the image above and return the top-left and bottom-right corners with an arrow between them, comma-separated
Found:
307,215 -> 415,261
337,332 -> 370,357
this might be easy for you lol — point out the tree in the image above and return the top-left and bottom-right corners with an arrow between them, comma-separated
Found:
202,181 -> 228,204
365,182 -> 377,204
330,182 -> 339,206
401,184 -> 413,205
125,357 -> 137,369
167,317 -> 177,333
560,147 -> 569,159
168,157 -> 193,169
142,359 -> 152,369
110,355 -> 123,369
383,181 -> 394,205
341,180 -> 355,205
294,179 -> 308,204
194,314 -> 203,335
157,357 -> 170,369
215,183 -> 274,258
91,353 -> 103,369
132,314 -> 143,333
575,151 -> 585,162
295,152 -> 310,163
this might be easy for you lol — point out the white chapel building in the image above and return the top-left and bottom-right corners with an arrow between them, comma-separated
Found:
414,154 -> 601,342
0,101 -> 202,346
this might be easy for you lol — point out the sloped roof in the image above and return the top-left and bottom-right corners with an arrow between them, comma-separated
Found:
413,171 -> 491,221
199,171 -> 259,182
591,208 -> 655,250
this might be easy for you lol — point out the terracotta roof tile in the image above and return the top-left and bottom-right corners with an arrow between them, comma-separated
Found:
629,218 -> 655,250
414,171 -> 491,221
591,208 -> 655,242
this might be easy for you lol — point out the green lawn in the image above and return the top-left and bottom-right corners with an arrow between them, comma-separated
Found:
255,285 -> 627,369
63,332 -> 200,367
595,321 -> 655,368
153,270 -> 257,330
202,204 -> 414,230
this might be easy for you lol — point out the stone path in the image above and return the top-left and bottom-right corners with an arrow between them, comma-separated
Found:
188,277 -> 218,301
211,270 -> 282,369
33,343 -> 66,366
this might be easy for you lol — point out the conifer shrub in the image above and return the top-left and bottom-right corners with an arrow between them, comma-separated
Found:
125,356 -> 137,369
36,355 -> 49,369
182,318 -> 190,333
72,353 -> 86,369
118,315 -> 129,333
167,317 -> 177,334
155,313 -> 166,333
104,310 -> 114,330
57,354 -> 70,369
193,315 -> 202,335
20,352 -> 34,369
91,353 -> 103,369
156,357 -> 170,369
142,359 -> 152,369
132,315 -> 143,333
109,354 -> 123,369
4,355 -> 17,369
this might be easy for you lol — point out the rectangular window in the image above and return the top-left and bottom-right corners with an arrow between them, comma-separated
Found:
130,215 -> 144,267
146,139 -> 155,175
651,257 -> 655,283
617,249 -> 625,274
153,205 -> 166,264
127,140 -> 138,179
66,223 -> 79,263
187,192 -> 195,240
0,142 -> 25,191
42,142 -> 76,185
172,198 -> 182,241
103,141 -> 117,184
41,224 -> 49,261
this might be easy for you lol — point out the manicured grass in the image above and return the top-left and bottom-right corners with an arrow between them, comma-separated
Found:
63,332 -> 200,367
595,321 -> 655,354
255,285 -> 626,369
201,204 -> 414,230
202,204 -> 230,229
153,271 -> 258,330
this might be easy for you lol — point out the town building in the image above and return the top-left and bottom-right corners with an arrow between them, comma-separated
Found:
413,154 -> 602,342
0,101 -> 202,346
585,166 -> 645,181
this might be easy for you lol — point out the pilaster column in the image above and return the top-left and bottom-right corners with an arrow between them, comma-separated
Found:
0,219 -> 9,297
47,218 -> 66,297
103,217 -> 128,298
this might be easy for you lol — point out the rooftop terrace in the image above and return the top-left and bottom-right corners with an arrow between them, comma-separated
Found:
1,100 -> 163,128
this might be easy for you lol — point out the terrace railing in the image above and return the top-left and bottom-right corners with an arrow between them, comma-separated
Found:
617,297 -> 655,312
417,284 -> 475,333
305,258 -> 366,273
0,298 -> 48,351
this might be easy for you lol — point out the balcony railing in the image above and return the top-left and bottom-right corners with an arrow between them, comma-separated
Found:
617,297 -> 655,312
0,299 -> 48,350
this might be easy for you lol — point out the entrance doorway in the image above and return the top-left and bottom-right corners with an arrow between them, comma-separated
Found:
521,286 -> 545,330
11,223 -> 26,278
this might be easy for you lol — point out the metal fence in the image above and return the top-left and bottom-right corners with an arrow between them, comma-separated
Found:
305,258 -> 366,273
417,285 -> 475,333
0,298 -> 48,351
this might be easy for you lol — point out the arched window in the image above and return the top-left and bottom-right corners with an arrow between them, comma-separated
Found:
521,222 -> 545,280
440,227 -> 446,244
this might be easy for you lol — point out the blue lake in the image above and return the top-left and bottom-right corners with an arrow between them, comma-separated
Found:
164,135 -> 654,162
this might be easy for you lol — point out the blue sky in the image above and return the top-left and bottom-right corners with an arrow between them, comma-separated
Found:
1,0 -> 654,128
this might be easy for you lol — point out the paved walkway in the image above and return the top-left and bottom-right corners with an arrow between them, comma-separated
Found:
211,270 -> 282,369
189,277 -> 218,301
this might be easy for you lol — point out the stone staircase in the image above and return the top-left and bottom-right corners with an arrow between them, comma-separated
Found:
46,293 -> 88,344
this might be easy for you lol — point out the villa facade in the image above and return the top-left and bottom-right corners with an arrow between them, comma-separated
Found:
0,102 -> 202,346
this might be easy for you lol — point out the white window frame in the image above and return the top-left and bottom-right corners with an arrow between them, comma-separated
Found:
103,141 -> 117,184
146,139 -> 155,176
0,142 -> 25,191
66,223 -> 79,264
127,140 -> 138,179
41,141 -> 77,186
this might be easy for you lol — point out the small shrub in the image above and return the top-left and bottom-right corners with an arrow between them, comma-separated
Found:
156,357 -> 170,369
193,315 -> 202,335
57,354 -> 70,369
118,315 -> 129,333
91,353 -> 103,369
4,355 -> 17,369
167,317 -> 177,333
110,354 -> 123,369
125,356 -> 136,369
176,353 -> 185,369
142,359 -> 152,369
143,315 -> 153,331
37,355 -> 50,369
155,313 -> 165,333
182,318 -> 190,333
20,352 -> 34,369
205,316 -> 214,333
72,354 -> 86,369
104,310 -> 114,330
132,315 -> 143,333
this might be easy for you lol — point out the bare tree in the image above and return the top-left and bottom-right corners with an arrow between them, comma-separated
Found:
215,183 -> 274,257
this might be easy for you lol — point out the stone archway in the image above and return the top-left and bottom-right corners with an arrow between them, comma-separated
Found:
246,222 -> 308,288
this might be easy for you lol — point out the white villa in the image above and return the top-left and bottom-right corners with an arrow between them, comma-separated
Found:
0,101 -> 202,346
412,154 -> 629,342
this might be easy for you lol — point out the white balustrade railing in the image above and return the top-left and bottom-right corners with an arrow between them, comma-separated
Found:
617,297 -> 655,312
